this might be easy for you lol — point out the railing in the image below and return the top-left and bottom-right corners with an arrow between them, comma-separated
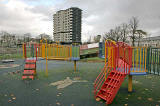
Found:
23,43 -> 80,61
116,58 -> 131,74
116,42 -> 132,75
94,55 -> 129,99
23,43 -> 39,60
94,61 -> 112,97
94,56 -> 113,97
148,47 -> 160,75
131,47 -> 148,73
117,42 -> 132,66
46,44 -> 72,60
0,46 -> 23,60
105,40 -> 117,68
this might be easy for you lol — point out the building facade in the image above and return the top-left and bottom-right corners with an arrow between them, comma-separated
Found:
0,32 -> 16,47
129,36 -> 160,47
53,7 -> 82,43
138,36 -> 160,47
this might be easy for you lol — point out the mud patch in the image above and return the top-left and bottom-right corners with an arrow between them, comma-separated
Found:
0,64 -> 20,69
49,77 -> 88,89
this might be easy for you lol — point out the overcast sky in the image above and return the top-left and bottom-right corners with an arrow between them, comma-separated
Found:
0,0 -> 160,41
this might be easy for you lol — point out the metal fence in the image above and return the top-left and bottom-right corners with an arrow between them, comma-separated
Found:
23,43 -> 80,61
0,46 -> 23,60
131,47 -> 148,73
147,47 -> 160,75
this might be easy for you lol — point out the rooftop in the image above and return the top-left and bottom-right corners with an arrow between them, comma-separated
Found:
142,36 -> 160,41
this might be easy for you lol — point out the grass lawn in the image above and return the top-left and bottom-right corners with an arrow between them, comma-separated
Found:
0,59 -> 160,106
80,57 -> 105,62
80,48 -> 99,55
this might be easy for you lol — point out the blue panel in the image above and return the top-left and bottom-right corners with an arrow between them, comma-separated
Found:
100,56 -> 105,59
99,42 -> 105,58
129,72 -> 147,75
71,57 -> 80,61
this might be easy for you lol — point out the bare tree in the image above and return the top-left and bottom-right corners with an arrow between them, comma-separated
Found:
129,17 -> 139,46
104,26 -> 123,42
120,23 -> 129,42
114,26 -> 121,42
104,29 -> 115,41
93,35 -> 101,43
87,36 -> 92,44
136,29 -> 147,46
24,33 -> 31,43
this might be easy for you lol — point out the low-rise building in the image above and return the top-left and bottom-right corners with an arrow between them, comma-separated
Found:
135,36 -> 160,47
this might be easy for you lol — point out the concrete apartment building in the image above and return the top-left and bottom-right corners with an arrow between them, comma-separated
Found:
53,7 -> 82,43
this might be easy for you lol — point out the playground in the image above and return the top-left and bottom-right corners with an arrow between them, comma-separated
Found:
0,59 -> 159,106
0,40 -> 160,106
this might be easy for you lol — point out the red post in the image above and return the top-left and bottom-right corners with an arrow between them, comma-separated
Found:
35,44 -> 37,61
124,48 -> 125,74
24,43 -> 27,59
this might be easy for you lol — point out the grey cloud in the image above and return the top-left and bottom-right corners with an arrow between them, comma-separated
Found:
0,0 -> 160,40
55,0 -> 160,36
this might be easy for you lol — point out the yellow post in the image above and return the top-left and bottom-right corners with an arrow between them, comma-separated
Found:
112,47 -> 114,68
108,47 -> 111,67
132,48 -> 134,72
105,41 -> 106,65
42,44 -> 45,58
136,48 -> 139,72
105,41 -> 107,80
23,44 -> 25,58
128,75 -> 133,92
143,48 -> 145,69
145,48 -> 147,72
74,60 -> 76,72
140,48 -> 142,72
62,46 -> 64,58
53,47 -> 55,58
45,40 -> 48,77
69,47 -> 72,57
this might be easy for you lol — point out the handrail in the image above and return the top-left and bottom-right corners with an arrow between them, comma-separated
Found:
105,39 -> 117,45
94,57 -> 112,97
94,64 -> 111,97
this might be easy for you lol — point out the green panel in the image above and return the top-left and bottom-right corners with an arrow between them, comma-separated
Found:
72,45 -> 80,58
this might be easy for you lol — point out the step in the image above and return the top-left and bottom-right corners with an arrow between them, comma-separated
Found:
101,88 -> 113,94
25,62 -> 36,64
22,75 -> 34,80
107,73 -> 124,78
23,74 -> 34,76
97,94 -> 107,101
24,64 -> 36,70
23,70 -> 36,74
99,88 -> 113,96
24,68 -> 36,70
25,60 -> 36,63
104,82 -> 117,88
107,77 -> 121,81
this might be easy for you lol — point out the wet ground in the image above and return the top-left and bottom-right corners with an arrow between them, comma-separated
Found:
0,59 -> 160,106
